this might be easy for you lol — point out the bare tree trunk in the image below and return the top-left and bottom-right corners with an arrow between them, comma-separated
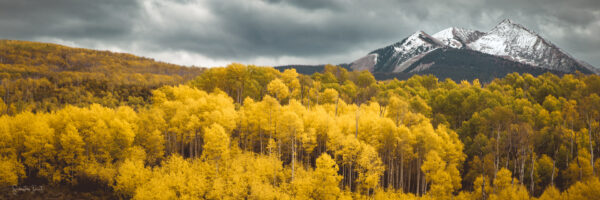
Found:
482,175 -> 486,200
520,149 -> 525,187
551,152 -> 556,186
407,160 -> 412,193
349,163 -> 353,191
530,148 -> 535,194
400,151 -> 404,191
417,156 -> 421,196
423,177 -> 428,195
181,135 -> 184,156
482,151 -> 486,200
343,163 -> 347,188
291,129 -> 296,181
389,154 -> 394,189
189,135 -> 192,158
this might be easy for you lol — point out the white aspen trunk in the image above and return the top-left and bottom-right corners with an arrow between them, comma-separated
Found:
530,149 -> 535,194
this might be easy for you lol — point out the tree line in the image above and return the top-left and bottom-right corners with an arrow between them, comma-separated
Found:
1,48 -> 600,199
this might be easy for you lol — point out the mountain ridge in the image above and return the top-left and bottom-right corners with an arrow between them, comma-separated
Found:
349,19 -> 597,75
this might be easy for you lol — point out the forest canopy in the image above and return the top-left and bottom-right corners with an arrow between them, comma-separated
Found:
2,41 -> 600,199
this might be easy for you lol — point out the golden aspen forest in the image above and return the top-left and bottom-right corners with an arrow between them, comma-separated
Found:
2,40 -> 600,200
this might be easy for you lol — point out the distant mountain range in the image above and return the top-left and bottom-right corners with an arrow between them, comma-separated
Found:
276,19 -> 599,82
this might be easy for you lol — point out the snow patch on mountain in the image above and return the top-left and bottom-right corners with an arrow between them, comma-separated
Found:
350,31 -> 444,72
351,54 -> 378,71
432,27 -> 484,49
398,31 -> 444,52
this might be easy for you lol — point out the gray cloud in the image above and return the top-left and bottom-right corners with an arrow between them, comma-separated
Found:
0,0 -> 138,41
0,0 -> 598,67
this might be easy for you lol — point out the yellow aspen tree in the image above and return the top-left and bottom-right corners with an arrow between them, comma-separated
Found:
267,78 -> 289,103
135,108 -> 166,163
202,123 -> 230,173
386,95 -> 410,126
321,88 -> 339,104
114,158 -> 150,198
537,186 -> 561,200
58,124 -> 85,184
277,110 -> 303,180
313,153 -> 343,199
0,156 -> 24,187
19,113 -> 57,181
422,150 -> 453,199
357,143 -> 384,195
563,177 -> 600,200
281,69 -> 301,99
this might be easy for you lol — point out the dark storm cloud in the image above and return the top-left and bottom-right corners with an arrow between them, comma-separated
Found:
0,0 -> 138,40
0,0 -> 598,67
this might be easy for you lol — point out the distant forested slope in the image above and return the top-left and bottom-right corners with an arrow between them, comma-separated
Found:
0,40 -> 203,115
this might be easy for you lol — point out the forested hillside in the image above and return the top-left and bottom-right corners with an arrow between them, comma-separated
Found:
0,40 -> 204,115
1,43 -> 600,199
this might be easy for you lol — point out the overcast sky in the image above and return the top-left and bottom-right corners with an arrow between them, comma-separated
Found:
1,0 -> 599,68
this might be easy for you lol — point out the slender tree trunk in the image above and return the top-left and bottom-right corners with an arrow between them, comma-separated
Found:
407,159 -> 412,193
389,153 -> 394,189
482,151 -> 486,200
181,135 -> 184,156
189,135 -> 192,158
512,155 -> 517,185
417,156 -> 421,196
343,163 -> 347,188
551,150 -> 557,186
349,163 -> 353,191
400,151 -> 404,191
291,129 -> 296,181
495,126 -> 500,182
422,173 -> 426,195
520,149 -> 525,187
569,131 -> 574,167
588,116 -> 595,175
482,175 -> 486,200
166,131 -> 170,156
259,128 -> 263,154
530,148 -> 535,194
577,153 -> 583,181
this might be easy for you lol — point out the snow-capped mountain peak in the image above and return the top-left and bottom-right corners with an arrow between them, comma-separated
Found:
392,31 -> 443,52
350,19 -> 597,74
468,19 -> 595,73
468,20 -> 541,58
498,18 -> 514,25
